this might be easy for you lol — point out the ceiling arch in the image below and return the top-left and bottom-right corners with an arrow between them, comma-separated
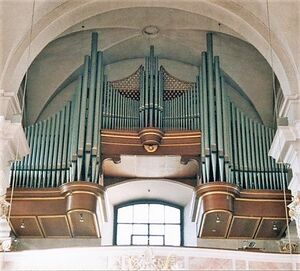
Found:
24,6 -> 273,126
32,36 -> 264,127
1,0 -> 298,112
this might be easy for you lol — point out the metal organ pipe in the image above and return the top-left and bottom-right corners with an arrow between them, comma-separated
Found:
240,111 -> 247,187
63,102 -> 71,183
140,67 -> 145,128
207,33 -> 217,181
221,78 -> 230,183
245,115 -> 251,188
230,105 -> 238,183
214,56 -> 224,182
77,55 -> 89,180
35,121 -> 42,186
201,52 -> 211,182
198,75 -> 206,184
250,119 -> 257,188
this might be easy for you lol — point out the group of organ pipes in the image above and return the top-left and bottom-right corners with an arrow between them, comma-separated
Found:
11,32 -> 289,190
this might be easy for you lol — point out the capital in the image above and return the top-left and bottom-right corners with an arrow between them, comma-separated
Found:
289,193 -> 300,238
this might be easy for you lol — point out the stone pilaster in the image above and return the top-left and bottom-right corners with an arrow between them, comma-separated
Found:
288,193 -> 300,241
0,91 -> 29,251
269,98 -> 300,238
0,195 -> 11,252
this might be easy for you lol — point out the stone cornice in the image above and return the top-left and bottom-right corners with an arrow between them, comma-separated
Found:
269,123 -> 300,199
0,117 -> 29,162
268,125 -> 300,164
0,90 -> 21,119
279,96 -> 300,125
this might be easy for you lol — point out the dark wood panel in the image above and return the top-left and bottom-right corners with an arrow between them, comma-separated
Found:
68,211 -> 99,238
9,198 -> 66,216
38,216 -> 71,238
228,216 -> 261,239
255,218 -> 287,239
10,216 -> 43,238
235,199 -> 289,217
199,211 -> 232,238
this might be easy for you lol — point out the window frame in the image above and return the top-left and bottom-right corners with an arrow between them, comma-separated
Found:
113,199 -> 184,246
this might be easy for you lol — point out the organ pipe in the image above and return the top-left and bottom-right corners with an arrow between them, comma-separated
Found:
214,56 -> 224,182
201,52 -> 211,182
207,33 -> 217,181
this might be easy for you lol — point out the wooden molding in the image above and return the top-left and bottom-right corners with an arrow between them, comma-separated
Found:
101,129 -> 201,156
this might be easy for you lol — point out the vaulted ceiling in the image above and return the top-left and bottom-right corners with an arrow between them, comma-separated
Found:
25,7 -> 274,127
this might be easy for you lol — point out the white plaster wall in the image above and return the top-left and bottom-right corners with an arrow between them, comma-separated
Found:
36,80 -> 77,122
2,246 -> 300,270
184,199 -> 197,246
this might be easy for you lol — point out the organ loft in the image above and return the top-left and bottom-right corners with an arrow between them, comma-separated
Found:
2,1 -> 300,269
7,32 -> 291,242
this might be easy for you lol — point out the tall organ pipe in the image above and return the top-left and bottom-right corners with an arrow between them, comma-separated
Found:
207,33 -> 217,181
249,119 -> 256,188
257,123 -> 264,188
35,121 -> 42,186
85,33 -> 98,181
214,56 -> 224,182
63,102 -> 71,183
92,51 -> 104,183
241,112 -> 248,187
221,79 -> 230,182
159,68 -> 163,128
53,112 -> 60,186
140,67 -> 145,128
57,108 -> 64,185
201,52 -> 210,181
236,109 -> 243,187
77,56 -> 89,180
71,77 -> 82,181
231,104 -> 238,184
198,75 -> 206,183
245,115 -> 252,188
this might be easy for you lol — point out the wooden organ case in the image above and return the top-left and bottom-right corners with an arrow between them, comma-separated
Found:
8,32 -> 291,241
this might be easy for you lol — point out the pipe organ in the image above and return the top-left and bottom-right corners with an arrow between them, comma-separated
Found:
11,32 -> 289,190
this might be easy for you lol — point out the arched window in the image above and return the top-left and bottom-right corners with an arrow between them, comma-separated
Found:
114,201 -> 183,246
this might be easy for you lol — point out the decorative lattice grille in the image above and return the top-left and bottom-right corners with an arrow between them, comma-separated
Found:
110,66 -> 142,101
161,67 -> 194,101
109,65 -> 195,101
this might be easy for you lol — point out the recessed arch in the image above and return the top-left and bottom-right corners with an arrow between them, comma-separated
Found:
105,179 -> 194,207
1,0 -> 298,109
